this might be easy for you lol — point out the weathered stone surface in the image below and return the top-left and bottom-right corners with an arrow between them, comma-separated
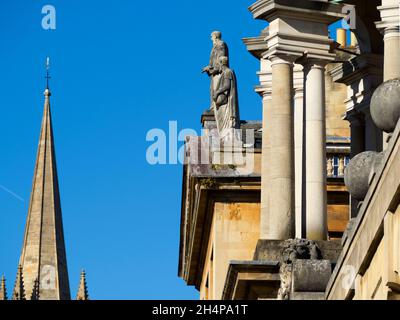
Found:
327,120 -> 400,300
253,240 -> 285,261
254,239 -> 342,263
292,260 -> 332,292
370,78 -> 400,133
341,218 -> 357,247
290,292 -> 325,300
201,110 -> 217,131
344,151 -> 380,201
369,151 -> 384,184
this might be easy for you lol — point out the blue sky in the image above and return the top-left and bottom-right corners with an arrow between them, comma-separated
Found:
0,0 -> 265,300
0,1 -> 344,300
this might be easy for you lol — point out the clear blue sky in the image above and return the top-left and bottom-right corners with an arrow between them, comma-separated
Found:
0,0 -> 265,300
0,1 -> 343,300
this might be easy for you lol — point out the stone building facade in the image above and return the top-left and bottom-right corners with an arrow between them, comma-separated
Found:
179,0 -> 400,300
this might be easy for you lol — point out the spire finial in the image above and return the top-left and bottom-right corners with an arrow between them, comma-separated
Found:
44,57 -> 52,98
0,274 -> 7,300
45,57 -> 51,90
12,265 -> 26,300
76,269 -> 89,300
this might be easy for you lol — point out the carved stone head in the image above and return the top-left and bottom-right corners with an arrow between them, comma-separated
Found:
211,31 -> 222,43
219,56 -> 229,67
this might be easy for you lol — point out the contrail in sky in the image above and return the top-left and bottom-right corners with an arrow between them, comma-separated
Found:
0,184 -> 25,203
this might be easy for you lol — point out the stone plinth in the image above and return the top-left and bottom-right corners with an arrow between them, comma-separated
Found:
253,239 -> 342,263
291,292 -> 325,300
201,110 -> 217,131
292,259 -> 332,292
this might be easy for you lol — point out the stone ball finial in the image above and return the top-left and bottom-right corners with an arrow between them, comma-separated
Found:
370,78 -> 400,133
44,88 -> 51,97
344,151 -> 380,201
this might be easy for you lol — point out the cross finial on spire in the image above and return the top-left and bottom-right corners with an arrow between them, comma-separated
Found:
45,57 -> 51,90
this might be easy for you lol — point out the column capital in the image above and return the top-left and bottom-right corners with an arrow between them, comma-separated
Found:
345,110 -> 366,127
383,26 -> 400,40
298,56 -> 331,70
293,64 -> 304,91
255,85 -> 272,100
294,86 -> 304,96
376,1 -> 400,32
267,53 -> 298,66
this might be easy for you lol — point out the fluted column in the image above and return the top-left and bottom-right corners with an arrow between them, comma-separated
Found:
266,55 -> 295,240
303,60 -> 328,240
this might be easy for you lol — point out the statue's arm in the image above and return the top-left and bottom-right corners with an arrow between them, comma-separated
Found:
213,78 -> 231,100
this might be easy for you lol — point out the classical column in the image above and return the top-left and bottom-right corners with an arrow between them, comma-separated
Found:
364,109 -> 383,152
377,1 -> 400,147
243,35 -> 271,239
260,88 -> 272,239
267,55 -> 295,240
248,0 -> 341,240
383,27 -> 400,82
254,57 -> 273,240
383,27 -> 400,146
347,112 -> 366,218
303,60 -> 328,240
293,64 -> 304,239
347,112 -> 366,158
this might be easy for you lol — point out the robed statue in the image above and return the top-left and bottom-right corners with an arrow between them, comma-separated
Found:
202,31 -> 229,111
212,56 -> 240,141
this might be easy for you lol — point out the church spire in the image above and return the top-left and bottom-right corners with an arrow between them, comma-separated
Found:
0,275 -> 7,300
16,60 -> 71,300
12,266 -> 25,300
76,270 -> 89,300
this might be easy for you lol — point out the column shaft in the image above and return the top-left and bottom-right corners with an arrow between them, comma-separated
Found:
304,62 -> 328,240
383,27 -> 400,147
294,67 -> 304,239
384,27 -> 400,82
267,57 -> 295,240
349,115 -> 366,158
260,91 -> 272,239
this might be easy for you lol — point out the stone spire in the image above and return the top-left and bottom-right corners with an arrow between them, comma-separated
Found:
76,270 -> 89,300
16,77 -> 71,300
12,266 -> 25,300
0,275 -> 7,300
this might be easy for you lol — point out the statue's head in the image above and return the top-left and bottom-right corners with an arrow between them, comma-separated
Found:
219,56 -> 228,67
211,31 -> 222,42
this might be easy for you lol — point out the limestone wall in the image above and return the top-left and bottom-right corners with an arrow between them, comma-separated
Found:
199,202 -> 260,300
326,65 -> 350,139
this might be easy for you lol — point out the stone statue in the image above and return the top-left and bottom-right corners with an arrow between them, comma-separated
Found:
212,56 -> 240,141
202,31 -> 229,111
